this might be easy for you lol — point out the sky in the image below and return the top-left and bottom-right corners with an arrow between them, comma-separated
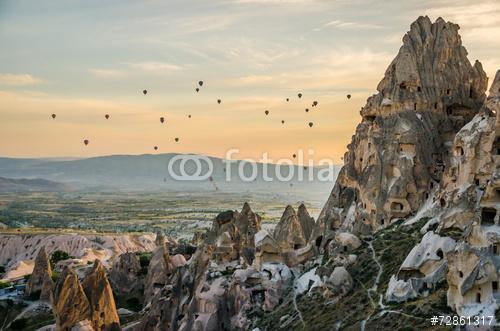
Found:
0,0 -> 498,163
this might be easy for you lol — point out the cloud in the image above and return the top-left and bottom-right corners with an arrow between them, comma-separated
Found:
234,0 -> 316,3
319,20 -> 383,30
423,0 -> 500,44
126,61 -> 183,72
88,68 -> 124,78
237,75 -> 275,85
0,73 -> 42,86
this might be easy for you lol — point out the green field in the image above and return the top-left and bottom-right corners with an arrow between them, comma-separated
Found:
0,191 -> 325,239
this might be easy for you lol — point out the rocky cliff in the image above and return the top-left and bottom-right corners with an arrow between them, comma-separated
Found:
313,16 -> 488,243
24,246 -> 53,301
230,16 -> 497,330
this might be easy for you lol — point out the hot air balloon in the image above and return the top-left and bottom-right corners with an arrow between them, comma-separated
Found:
298,93 -> 302,98
217,99 -> 221,104
160,117 -> 165,124
51,114 -> 56,119
305,108 -> 309,113
154,146 -> 158,151
188,115 -> 192,118
195,88 -> 199,93
83,139 -> 89,146
281,120 -> 285,124
347,94 -> 351,99
105,114 -> 110,119
143,90 -> 147,95
308,122 -> 313,127
265,110 -> 269,115
312,101 -> 318,107
293,154 -> 296,158
175,137 -> 179,142
286,98 -> 289,102
198,81 -> 203,87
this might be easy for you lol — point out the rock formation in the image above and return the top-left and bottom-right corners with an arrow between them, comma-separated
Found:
297,203 -> 315,242
25,246 -> 53,301
253,230 -> 282,269
205,203 -> 261,266
81,260 -> 120,331
274,205 -> 307,251
51,260 -> 121,331
52,267 -> 91,331
109,252 -> 143,300
144,237 -> 187,305
384,48 -> 499,319
313,16 -> 488,242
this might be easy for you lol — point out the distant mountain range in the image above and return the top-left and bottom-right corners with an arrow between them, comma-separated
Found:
0,154 -> 339,201
0,176 -> 69,192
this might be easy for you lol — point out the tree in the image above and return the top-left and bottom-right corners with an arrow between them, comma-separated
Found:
50,250 -> 74,266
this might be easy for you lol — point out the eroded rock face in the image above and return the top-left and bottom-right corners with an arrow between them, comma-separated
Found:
386,68 -> 499,315
254,230 -> 282,269
139,245 -> 215,331
206,203 -> 261,266
440,72 -> 500,316
297,204 -> 315,242
109,252 -> 143,303
25,246 -> 53,301
386,232 -> 456,302
52,267 -> 91,331
144,240 -> 187,305
274,205 -> 307,251
313,16 -> 488,242
81,260 -> 120,331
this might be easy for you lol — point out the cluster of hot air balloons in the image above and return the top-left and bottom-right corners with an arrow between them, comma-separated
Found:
196,80 -> 203,93
48,77 -> 354,168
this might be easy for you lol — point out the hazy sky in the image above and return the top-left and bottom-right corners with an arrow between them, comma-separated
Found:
0,0 -> 498,162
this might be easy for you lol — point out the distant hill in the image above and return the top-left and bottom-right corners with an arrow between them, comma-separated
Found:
0,176 -> 70,192
0,154 -> 339,203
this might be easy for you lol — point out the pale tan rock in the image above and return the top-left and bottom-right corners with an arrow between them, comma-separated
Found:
52,267 -> 91,331
254,230 -> 282,269
274,205 -> 307,251
313,16 -> 489,242
25,246 -> 53,301
446,245 -> 498,314
70,320 -> 94,331
81,260 -> 120,331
